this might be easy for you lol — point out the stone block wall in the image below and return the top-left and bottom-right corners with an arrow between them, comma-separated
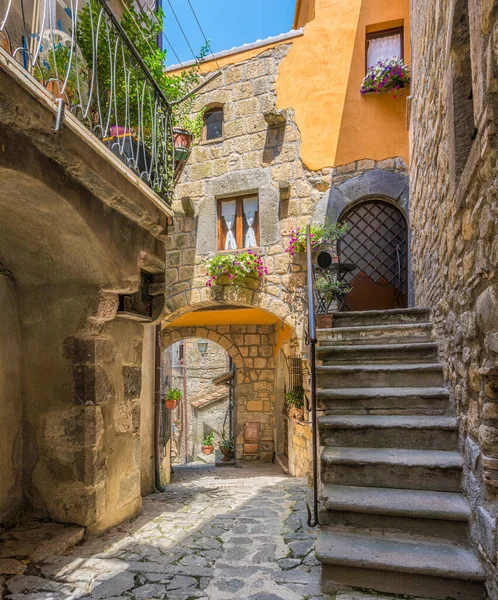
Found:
410,0 -> 498,593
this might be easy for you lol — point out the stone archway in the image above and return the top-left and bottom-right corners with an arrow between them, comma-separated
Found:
162,312 -> 288,463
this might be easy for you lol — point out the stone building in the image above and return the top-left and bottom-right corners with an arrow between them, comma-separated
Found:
164,0 -> 411,472
0,0 -> 175,534
410,0 -> 498,595
162,338 -> 230,463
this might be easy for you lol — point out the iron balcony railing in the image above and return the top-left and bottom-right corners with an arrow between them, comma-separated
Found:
0,0 -> 178,202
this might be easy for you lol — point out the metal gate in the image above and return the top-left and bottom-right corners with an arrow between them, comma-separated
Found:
339,200 -> 408,311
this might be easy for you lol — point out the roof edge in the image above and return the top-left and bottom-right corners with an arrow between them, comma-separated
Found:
166,28 -> 304,72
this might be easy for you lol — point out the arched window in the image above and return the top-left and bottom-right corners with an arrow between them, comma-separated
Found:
203,106 -> 223,141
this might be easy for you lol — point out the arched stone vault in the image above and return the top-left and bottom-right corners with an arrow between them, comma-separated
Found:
161,315 -> 294,463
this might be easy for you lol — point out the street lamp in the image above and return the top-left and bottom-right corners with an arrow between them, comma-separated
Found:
197,339 -> 208,355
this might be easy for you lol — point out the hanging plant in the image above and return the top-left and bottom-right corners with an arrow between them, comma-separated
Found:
285,221 -> 349,257
205,251 -> 268,287
360,57 -> 410,96
165,387 -> 182,410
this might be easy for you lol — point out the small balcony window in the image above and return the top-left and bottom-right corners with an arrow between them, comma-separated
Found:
217,196 -> 259,251
366,27 -> 404,72
203,107 -> 223,141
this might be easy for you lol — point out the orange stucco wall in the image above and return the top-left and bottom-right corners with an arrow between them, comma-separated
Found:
277,0 -> 410,170
169,0 -> 409,171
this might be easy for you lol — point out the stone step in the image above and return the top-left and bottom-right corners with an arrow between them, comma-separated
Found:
317,342 -> 439,365
317,322 -> 433,346
316,363 -> 444,388
317,386 -> 450,415
319,415 -> 458,450
329,307 -> 432,329
321,447 -> 463,492
319,485 -> 470,543
316,530 -> 486,600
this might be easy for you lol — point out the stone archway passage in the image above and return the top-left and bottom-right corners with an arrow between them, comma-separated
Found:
339,199 -> 408,311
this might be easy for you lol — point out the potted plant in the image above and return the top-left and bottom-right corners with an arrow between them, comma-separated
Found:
205,250 -> 268,288
285,220 -> 349,258
314,277 -> 352,328
285,387 -> 305,421
165,387 -> 182,410
360,57 -> 410,97
219,433 -> 234,462
202,430 -> 215,455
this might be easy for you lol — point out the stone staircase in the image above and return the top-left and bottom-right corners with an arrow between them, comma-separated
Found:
314,308 -> 487,600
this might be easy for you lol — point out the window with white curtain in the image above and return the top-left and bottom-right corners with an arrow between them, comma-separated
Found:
366,27 -> 403,71
218,196 -> 259,250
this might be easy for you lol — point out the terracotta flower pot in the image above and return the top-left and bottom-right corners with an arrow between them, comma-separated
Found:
220,447 -> 234,462
173,128 -> 193,150
317,314 -> 333,329
202,445 -> 213,455
165,399 -> 178,410
46,79 -> 70,106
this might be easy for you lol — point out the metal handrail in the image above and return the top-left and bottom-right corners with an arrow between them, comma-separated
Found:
305,224 -> 319,528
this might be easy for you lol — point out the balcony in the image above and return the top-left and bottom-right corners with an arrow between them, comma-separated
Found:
0,0 -> 186,205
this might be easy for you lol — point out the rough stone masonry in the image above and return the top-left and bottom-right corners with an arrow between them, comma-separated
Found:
410,0 -> 498,596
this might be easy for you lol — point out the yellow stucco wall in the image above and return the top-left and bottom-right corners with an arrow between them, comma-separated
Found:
277,0 -> 410,170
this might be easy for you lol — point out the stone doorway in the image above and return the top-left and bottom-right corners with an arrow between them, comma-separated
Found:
339,199 -> 408,311
162,338 -> 235,466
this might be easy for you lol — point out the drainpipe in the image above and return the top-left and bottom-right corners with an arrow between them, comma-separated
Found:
154,324 -> 166,492
183,347 -> 188,463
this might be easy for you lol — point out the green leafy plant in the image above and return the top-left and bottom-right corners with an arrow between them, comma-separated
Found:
286,220 -> 349,256
166,388 -> 182,402
284,387 -> 305,409
219,432 -> 234,451
314,277 -> 351,303
205,251 -> 268,287
202,430 -> 215,447
34,0 -> 208,133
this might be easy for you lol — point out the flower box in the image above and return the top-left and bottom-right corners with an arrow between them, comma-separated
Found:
206,251 -> 268,288
360,57 -> 410,96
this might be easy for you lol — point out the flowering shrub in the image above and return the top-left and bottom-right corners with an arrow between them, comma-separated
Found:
360,57 -> 410,96
285,221 -> 349,257
206,251 -> 268,287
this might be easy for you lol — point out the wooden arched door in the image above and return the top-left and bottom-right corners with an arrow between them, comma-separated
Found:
339,200 -> 408,311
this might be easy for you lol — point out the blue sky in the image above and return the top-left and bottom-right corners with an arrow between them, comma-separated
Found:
160,0 -> 296,66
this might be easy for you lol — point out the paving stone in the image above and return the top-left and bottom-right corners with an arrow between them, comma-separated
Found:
90,570 -> 135,598
0,558 -> 27,575
278,558 -> 301,570
167,575 -> 199,590
133,583 -> 169,598
4,464 -> 320,600
288,539 -> 315,557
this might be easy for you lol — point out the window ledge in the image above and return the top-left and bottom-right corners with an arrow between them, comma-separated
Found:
215,247 -> 263,255
199,137 -> 224,146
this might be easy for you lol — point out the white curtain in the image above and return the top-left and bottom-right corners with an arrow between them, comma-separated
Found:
367,34 -> 402,69
243,198 -> 258,248
222,200 -> 237,250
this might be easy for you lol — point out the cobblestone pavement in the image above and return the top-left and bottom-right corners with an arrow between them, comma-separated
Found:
1,463 -> 402,600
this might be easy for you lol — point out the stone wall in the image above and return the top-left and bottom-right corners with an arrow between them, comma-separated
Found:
0,270 -> 22,522
167,42 -> 411,477
162,325 -> 277,462
410,0 -> 498,594
167,44 -> 411,330
0,44 -> 171,531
